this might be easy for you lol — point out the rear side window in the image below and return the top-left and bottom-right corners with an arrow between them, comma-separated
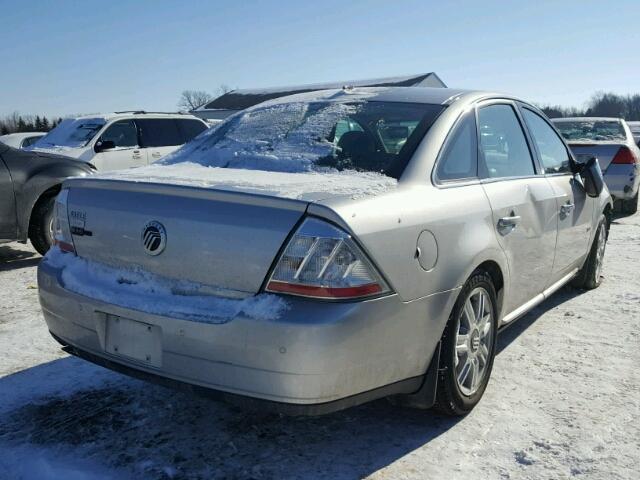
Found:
138,119 -> 183,147
436,113 -> 478,181
177,119 -> 207,143
100,120 -> 138,148
478,104 -> 535,178
522,109 -> 571,174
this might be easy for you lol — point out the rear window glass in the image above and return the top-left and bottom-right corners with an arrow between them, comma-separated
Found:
163,100 -> 444,178
138,119 -> 183,147
554,120 -> 626,141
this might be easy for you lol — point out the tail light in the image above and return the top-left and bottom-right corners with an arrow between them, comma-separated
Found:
611,147 -> 636,165
53,189 -> 76,254
265,217 -> 390,300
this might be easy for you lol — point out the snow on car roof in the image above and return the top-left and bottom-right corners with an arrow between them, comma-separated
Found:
552,117 -> 623,122
62,112 -> 202,122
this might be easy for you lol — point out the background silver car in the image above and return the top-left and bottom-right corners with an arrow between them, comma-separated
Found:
552,117 -> 640,214
38,87 -> 612,416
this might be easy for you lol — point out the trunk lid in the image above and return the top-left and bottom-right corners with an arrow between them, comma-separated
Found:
63,165 -> 397,296
65,179 -> 307,296
567,142 -> 626,171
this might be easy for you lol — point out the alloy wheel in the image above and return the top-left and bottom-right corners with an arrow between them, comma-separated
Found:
594,222 -> 607,281
455,287 -> 494,396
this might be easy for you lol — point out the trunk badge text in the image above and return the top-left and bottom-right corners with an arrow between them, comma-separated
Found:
141,221 -> 167,256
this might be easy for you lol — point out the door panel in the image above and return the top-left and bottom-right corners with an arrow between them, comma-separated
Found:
92,119 -> 147,171
546,175 -> 593,281
0,157 -> 17,239
148,145 -> 178,163
93,148 -> 148,171
482,178 -> 557,313
518,107 -> 595,283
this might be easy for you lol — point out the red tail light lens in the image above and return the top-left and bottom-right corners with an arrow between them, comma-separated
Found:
611,147 -> 636,165
265,217 -> 390,300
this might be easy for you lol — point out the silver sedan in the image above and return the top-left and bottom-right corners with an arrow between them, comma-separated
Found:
38,87 -> 612,416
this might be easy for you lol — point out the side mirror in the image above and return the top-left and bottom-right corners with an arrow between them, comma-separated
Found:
574,155 -> 605,198
94,140 -> 115,153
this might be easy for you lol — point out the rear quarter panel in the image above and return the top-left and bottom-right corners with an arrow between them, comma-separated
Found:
312,183 -> 508,304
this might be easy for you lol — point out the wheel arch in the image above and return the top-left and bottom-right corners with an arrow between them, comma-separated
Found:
26,184 -> 61,240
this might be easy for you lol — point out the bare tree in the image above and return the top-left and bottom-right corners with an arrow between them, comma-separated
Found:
178,90 -> 214,111
217,84 -> 233,96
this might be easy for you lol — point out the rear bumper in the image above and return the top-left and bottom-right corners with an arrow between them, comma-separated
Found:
604,164 -> 640,199
38,259 -> 455,412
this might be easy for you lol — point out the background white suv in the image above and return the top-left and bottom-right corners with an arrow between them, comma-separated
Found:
29,112 -> 208,170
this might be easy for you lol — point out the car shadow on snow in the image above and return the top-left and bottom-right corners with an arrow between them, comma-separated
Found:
0,287 -> 588,480
0,244 -> 41,272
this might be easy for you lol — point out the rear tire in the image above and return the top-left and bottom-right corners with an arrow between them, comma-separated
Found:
622,192 -> 638,215
29,195 -> 56,256
571,214 -> 607,290
433,271 -> 498,416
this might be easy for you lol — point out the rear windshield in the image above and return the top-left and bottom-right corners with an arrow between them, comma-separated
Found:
34,118 -> 106,148
554,120 -> 626,142
164,100 -> 444,178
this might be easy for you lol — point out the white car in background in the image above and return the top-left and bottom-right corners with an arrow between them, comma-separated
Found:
627,121 -> 640,146
0,132 -> 46,149
28,112 -> 208,171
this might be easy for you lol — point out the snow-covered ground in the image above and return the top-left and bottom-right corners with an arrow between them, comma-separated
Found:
0,213 -> 638,480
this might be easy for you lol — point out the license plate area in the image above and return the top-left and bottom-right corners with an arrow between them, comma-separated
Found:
104,314 -> 162,368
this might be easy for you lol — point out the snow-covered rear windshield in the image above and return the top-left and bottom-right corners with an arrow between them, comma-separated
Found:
164,101 -> 444,178
554,120 -> 626,142
34,118 -> 106,148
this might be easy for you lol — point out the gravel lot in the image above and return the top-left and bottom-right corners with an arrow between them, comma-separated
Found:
0,213 -> 638,480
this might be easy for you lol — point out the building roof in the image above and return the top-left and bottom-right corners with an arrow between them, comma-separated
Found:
197,73 -> 446,112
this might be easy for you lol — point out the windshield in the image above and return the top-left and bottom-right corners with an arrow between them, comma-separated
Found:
554,120 -> 626,142
33,118 -> 106,148
164,100 -> 444,178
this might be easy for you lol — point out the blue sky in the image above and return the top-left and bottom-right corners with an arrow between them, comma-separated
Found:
1,0 -> 638,117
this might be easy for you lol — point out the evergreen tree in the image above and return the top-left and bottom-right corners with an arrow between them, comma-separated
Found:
42,117 -> 50,131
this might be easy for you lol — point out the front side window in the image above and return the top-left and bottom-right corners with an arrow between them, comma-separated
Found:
522,109 -> 571,174
138,119 -> 183,147
478,104 -> 535,178
436,112 -> 478,181
163,100 -> 444,179
100,120 -> 138,148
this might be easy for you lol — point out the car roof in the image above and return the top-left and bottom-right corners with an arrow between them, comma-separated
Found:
255,86 -> 517,109
65,112 -> 204,122
551,117 -> 623,122
0,132 -> 46,139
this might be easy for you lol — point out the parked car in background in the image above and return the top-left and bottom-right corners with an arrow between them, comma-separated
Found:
39,87 -> 612,417
627,121 -> 640,146
552,117 -> 640,214
28,112 -> 208,171
0,132 -> 46,149
1,144 -> 93,255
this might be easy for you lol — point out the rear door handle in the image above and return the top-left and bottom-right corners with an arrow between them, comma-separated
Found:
497,215 -> 521,236
151,151 -> 162,158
